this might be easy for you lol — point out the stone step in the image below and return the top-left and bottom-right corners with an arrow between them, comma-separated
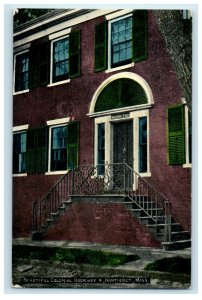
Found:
156,231 -> 190,242
162,239 -> 191,251
51,212 -> 60,220
139,215 -> 166,225
147,223 -> 181,234
62,200 -> 72,207
57,205 -> 66,213
124,201 -> 158,210
46,218 -> 54,225
130,208 -> 163,218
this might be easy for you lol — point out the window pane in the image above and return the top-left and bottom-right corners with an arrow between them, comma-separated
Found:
119,30 -> 126,43
112,32 -> 119,45
120,49 -> 126,61
139,117 -> 147,173
113,52 -> 119,64
98,123 -> 105,175
119,20 -> 125,31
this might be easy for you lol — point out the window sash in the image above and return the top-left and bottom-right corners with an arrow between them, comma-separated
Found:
97,123 -> 105,175
110,16 -> 133,68
13,132 -> 27,173
50,125 -> 68,171
15,52 -> 29,92
52,37 -> 69,83
139,117 -> 147,173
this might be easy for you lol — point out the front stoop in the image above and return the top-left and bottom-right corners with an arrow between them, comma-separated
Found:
32,195 -> 191,250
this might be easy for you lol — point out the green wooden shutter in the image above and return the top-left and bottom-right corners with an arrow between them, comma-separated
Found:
94,22 -> 107,72
67,122 -> 79,169
36,126 -> 48,173
133,10 -> 148,62
167,105 -> 185,165
28,43 -> 38,89
26,129 -> 36,173
38,40 -> 50,86
69,30 -> 81,78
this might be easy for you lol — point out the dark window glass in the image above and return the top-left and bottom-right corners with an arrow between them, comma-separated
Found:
111,16 -> 132,68
13,132 -> 26,173
51,126 -> 68,171
53,38 -> 69,83
97,123 -> 105,175
139,117 -> 147,173
15,52 -> 29,92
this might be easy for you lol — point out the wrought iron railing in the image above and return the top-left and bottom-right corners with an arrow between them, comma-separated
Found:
32,170 -> 73,233
32,163 -> 172,242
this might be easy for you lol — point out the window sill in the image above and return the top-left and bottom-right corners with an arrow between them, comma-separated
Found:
48,79 -> 70,87
105,62 -> 135,74
45,171 -> 68,176
13,89 -> 29,95
13,173 -> 27,177
183,163 -> 192,168
139,172 -> 151,177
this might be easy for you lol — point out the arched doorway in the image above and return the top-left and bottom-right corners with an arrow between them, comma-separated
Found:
88,72 -> 153,187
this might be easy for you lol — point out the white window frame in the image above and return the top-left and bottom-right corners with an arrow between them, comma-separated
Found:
12,130 -> 28,177
13,50 -> 30,95
106,13 -> 134,73
46,118 -> 70,175
183,105 -> 192,168
48,35 -> 71,87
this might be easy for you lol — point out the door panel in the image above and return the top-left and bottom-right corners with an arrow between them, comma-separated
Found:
113,120 -> 133,189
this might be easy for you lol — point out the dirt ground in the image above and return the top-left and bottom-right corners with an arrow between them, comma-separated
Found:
12,258 -> 191,289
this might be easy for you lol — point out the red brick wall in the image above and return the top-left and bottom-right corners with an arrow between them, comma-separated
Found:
43,203 -> 161,248
13,11 -> 191,240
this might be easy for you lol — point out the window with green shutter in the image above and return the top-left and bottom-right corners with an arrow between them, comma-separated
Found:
94,22 -> 107,72
36,127 -> 48,172
49,122 -> 80,172
69,30 -> 81,78
133,10 -> 148,62
94,10 -> 148,72
26,127 -> 48,173
167,105 -> 185,165
29,39 -> 50,88
26,128 -> 36,173
67,122 -> 79,169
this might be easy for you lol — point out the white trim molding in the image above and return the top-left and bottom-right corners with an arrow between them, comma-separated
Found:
14,10 -> 117,48
13,124 -> 29,132
88,72 -> 154,117
105,9 -> 133,21
45,171 -> 68,176
13,173 -> 28,177
46,117 -> 70,126
48,28 -> 71,41
94,109 -> 151,190
105,62 -> 135,74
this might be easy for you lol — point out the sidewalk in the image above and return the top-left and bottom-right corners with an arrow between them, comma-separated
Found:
12,238 -> 191,272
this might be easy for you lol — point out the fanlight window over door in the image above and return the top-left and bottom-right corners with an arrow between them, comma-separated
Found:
94,78 -> 148,113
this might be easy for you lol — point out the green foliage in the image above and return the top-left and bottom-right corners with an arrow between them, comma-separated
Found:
14,9 -> 55,28
12,245 -> 140,267
144,256 -> 191,275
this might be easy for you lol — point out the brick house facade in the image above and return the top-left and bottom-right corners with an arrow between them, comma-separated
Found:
13,9 -> 191,249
